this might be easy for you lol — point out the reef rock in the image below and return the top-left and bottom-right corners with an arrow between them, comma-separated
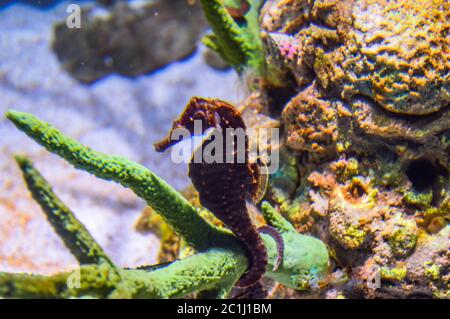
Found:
253,0 -> 450,298
263,0 -> 450,114
260,0 -> 450,170
52,0 -> 208,83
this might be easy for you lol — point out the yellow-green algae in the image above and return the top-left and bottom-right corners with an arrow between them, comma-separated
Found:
383,214 -> 418,258
0,110 -> 330,298
403,190 -> 433,209
380,264 -> 407,282
423,261 -> 441,281
332,158 -> 360,183
335,224 -> 367,250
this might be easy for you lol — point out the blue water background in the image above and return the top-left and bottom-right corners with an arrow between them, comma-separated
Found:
0,0 -> 92,9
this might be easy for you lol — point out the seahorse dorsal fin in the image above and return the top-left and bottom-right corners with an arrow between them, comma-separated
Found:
249,161 -> 269,204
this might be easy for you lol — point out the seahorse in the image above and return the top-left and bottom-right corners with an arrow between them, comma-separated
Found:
154,97 -> 283,297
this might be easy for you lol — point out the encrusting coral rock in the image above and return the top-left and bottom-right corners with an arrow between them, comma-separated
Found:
382,213 -> 419,258
405,226 -> 449,298
263,0 -> 450,114
282,84 -> 338,161
261,0 -> 450,164
344,0 -> 450,116
256,4 -> 449,299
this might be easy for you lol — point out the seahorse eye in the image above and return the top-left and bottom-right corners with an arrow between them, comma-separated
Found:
193,110 -> 206,120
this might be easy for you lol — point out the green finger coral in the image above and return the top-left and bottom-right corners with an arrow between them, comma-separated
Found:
200,0 -> 265,75
1,110 -> 330,298
14,155 -> 115,268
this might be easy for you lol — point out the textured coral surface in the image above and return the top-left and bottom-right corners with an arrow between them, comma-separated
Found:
347,0 -> 450,115
255,0 -> 449,298
263,0 -> 450,115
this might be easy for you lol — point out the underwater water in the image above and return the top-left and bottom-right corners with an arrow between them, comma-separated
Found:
0,0 -> 92,9
0,0 -> 241,276
0,0 -> 448,300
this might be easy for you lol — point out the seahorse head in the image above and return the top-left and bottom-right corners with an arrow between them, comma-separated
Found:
154,97 -> 244,152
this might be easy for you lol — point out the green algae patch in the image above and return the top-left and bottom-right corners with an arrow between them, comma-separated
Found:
383,214 -> 419,258
423,262 -> 441,281
403,190 -> 433,209
380,265 -> 407,282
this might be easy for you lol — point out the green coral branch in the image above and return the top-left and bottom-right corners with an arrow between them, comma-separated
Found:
200,0 -> 265,75
0,231 -> 328,298
260,202 -> 330,290
261,201 -> 297,233
3,154 -> 245,298
6,110 -> 234,252
202,33 -> 221,52
2,157 -> 244,298
118,248 -> 247,299
0,263 -> 120,299
0,270 -> 71,298
200,0 -> 247,69
15,155 -> 115,267
0,249 -> 246,299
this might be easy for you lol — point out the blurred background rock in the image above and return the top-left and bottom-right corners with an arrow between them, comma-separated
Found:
52,0 -> 208,83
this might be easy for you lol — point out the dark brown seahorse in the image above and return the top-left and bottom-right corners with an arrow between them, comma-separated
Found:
154,97 -> 283,296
